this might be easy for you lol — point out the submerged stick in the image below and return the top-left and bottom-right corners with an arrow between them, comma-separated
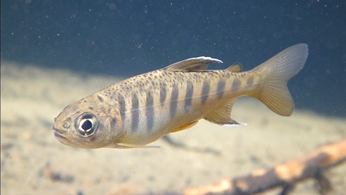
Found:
184,139 -> 346,195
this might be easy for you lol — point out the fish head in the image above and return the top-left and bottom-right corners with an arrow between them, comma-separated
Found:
52,96 -> 123,149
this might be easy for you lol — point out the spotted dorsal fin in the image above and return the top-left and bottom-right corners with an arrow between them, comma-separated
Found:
164,56 -> 223,72
227,62 -> 243,72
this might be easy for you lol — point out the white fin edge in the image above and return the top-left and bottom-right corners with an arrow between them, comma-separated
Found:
191,56 -> 223,64
222,123 -> 247,127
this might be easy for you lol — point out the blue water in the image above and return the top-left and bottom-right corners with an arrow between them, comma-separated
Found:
2,1 -> 346,117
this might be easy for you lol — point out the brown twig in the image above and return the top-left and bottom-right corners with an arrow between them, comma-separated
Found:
184,139 -> 346,195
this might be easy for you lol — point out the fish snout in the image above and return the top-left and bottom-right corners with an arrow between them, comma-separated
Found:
52,119 -> 72,135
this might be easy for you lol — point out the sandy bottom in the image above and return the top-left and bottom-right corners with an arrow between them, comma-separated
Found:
1,61 -> 345,195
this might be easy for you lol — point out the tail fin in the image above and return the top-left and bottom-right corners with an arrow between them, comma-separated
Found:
252,44 -> 308,116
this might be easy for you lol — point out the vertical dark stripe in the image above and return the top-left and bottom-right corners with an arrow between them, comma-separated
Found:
247,76 -> 254,86
110,117 -> 117,130
118,93 -> 126,121
201,81 -> 210,104
131,93 -> 139,131
184,81 -> 194,112
160,83 -> 167,106
231,78 -> 241,91
216,79 -> 226,98
146,91 -> 154,132
169,84 -> 179,118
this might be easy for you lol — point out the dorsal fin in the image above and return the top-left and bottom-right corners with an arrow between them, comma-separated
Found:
227,62 -> 243,72
164,56 -> 223,72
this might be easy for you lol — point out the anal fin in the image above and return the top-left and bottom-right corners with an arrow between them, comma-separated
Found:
203,100 -> 246,127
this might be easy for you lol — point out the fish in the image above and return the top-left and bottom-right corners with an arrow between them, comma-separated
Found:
53,44 -> 308,149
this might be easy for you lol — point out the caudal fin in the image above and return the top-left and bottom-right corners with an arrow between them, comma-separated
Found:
252,44 -> 308,116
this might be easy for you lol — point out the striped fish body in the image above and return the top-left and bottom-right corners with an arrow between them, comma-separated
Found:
113,67 -> 256,146
53,44 -> 308,149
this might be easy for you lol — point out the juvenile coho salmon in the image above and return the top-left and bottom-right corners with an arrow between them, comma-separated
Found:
53,44 -> 308,149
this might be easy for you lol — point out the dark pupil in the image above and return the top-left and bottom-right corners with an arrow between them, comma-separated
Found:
82,120 -> 92,131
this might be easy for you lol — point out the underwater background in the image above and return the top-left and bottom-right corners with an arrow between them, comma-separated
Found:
2,0 -> 346,117
2,1 -> 346,195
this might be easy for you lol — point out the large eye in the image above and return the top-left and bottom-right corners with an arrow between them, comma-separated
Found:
75,113 -> 98,137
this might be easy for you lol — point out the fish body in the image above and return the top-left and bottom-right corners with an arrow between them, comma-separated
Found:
53,44 -> 308,149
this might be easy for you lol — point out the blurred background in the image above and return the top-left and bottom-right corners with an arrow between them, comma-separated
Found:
2,0 -> 346,117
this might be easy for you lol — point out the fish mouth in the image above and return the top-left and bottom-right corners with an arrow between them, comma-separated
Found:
52,125 -> 66,134
52,126 -> 67,139
53,132 -> 67,139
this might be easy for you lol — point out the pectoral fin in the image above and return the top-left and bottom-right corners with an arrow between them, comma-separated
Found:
107,143 -> 160,149
203,100 -> 246,127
